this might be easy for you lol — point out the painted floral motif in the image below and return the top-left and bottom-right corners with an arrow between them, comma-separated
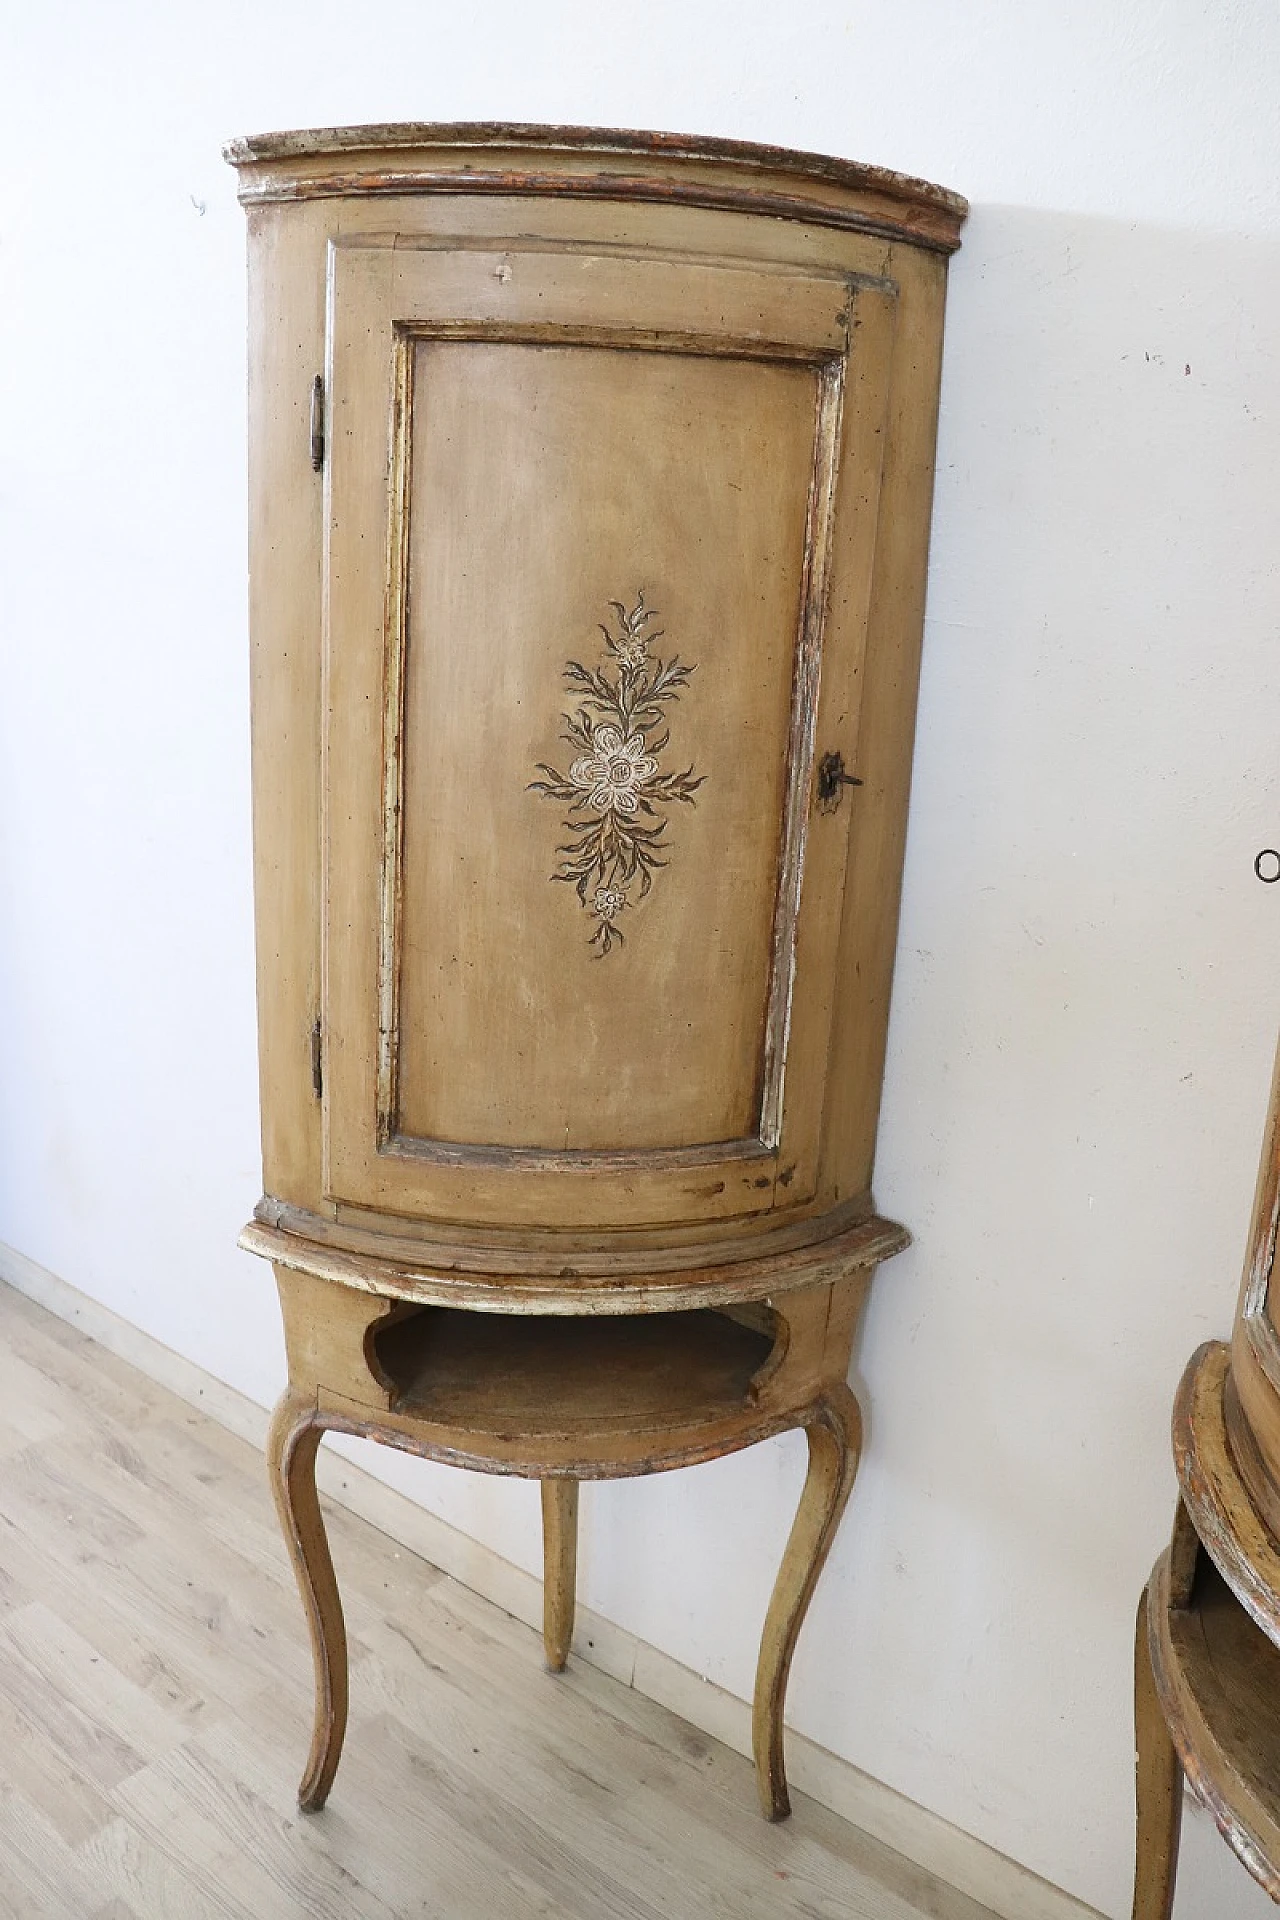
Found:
530,593 -> 704,956
592,884 -> 628,924
568,727 -> 658,815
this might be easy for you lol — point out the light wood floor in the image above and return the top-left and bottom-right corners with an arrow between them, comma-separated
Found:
0,1279 -> 997,1920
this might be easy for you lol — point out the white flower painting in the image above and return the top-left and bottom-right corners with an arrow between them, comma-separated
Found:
568,728 -> 659,816
530,593 -> 705,955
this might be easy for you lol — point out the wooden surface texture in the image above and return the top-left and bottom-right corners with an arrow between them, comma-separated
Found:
1135,1032 -> 1280,1914
232,129 -> 959,1859
1229,1029 -> 1280,1543
317,231 -> 897,1232
224,121 -> 968,210
393,343 -> 808,1153
0,1277 -> 999,1920
242,1206 -> 908,1313
1173,1340 -> 1280,1656
539,1479 -> 578,1672
1137,1340 -> 1280,1909
267,1261 -> 873,1472
371,1304 -> 775,1436
224,122 -> 967,253
267,1261 -> 881,1813
1132,1580 -> 1183,1920
236,139 -> 956,1264
1146,1543 -> 1280,1899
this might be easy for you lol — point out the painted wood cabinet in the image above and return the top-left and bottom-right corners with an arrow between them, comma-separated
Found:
226,124 -> 965,1819
229,124 -> 965,1280
1132,1041 -> 1280,1906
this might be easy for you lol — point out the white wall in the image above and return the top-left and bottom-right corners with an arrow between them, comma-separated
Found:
2,5 -> 1279,1914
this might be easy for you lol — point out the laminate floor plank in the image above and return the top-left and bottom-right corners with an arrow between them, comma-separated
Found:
0,1345 -> 82,1454
110,1741 -> 404,1920
0,1662 -> 121,1848
0,1279 -> 998,1920
0,1509 -> 267,1755
356,1633 -> 751,1917
359,1617 -> 954,1920
368,1574 -> 992,1920
17,1435 -> 321,1711
170,1715 -> 583,1920
0,1292 -> 193,1427
0,1615 -> 154,1795
0,1785 -> 115,1917
78,1816 -> 243,1920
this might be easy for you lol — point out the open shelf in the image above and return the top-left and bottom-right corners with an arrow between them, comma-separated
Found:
1151,1547 -> 1280,1894
371,1305 -> 777,1443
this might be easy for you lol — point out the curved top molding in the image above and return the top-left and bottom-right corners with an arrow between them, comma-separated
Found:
222,121 -> 967,253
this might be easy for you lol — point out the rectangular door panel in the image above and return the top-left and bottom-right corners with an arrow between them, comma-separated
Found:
396,340 -> 814,1152
320,239 -> 895,1230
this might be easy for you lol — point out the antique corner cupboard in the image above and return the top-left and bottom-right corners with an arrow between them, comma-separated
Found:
1134,1037 -> 1280,1908
225,123 -> 966,1821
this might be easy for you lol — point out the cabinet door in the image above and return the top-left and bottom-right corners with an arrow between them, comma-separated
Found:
321,236 -> 896,1232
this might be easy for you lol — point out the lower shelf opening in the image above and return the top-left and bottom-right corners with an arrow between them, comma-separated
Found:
369,1303 -> 779,1439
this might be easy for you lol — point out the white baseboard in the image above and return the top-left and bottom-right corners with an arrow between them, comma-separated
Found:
0,1241 -> 1101,1920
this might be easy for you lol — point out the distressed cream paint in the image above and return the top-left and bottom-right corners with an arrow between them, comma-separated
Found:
2,4 -> 1280,1914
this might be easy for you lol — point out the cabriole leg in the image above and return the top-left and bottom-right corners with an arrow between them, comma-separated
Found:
753,1385 -> 862,1820
267,1390 -> 348,1812
541,1478 -> 579,1672
1132,1580 -> 1183,1920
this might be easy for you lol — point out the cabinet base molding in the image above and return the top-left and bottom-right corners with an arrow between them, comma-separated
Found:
242,1203 -> 911,1313
0,1237 -> 1099,1920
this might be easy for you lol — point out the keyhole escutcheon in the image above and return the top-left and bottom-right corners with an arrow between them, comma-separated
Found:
817,751 -> 863,811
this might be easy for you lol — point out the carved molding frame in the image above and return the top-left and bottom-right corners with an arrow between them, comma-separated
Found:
373,319 -> 848,1176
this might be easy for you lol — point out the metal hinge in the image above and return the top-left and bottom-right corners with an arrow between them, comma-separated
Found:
309,375 -> 325,471
310,1018 -> 323,1098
